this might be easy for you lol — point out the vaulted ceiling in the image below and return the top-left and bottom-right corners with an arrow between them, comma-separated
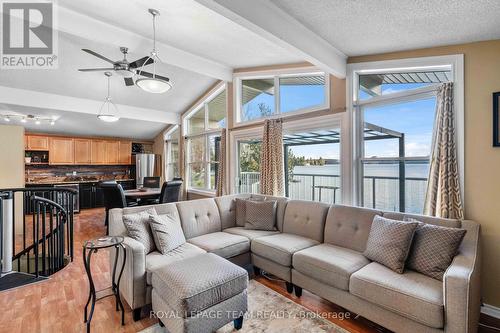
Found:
1,0 -> 499,139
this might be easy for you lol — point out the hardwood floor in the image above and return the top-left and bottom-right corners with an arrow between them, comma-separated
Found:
0,208 -> 497,333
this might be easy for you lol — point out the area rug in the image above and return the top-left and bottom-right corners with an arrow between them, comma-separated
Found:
140,279 -> 349,333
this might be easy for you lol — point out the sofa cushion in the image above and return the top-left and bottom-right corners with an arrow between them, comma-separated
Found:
234,196 -> 266,227
405,219 -> 466,280
245,200 -> 277,230
176,198 -> 222,239
151,253 -> 248,315
350,262 -> 444,328
146,243 -> 206,285
251,233 -> 319,266
324,205 -> 382,252
283,200 -> 329,242
187,232 -> 250,259
252,194 -> 289,231
223,227 -> 279,240
122,208 -> 158,254
214,194 -> 250,229
149,214 -> 186,255
363,215 -> 419,273
293,244 -> 370,291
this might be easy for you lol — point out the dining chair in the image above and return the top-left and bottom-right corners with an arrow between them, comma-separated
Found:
100,182 -> 136,234
158,179 -> 183,204
143,176 -> 160,188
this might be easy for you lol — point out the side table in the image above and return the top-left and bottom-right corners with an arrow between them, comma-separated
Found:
83,236 -> 126,333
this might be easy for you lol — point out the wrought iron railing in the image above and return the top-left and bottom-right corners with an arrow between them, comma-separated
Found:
0,187 -> 76,278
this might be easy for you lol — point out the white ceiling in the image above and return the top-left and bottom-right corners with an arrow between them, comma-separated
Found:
0,104 -> 166,140
270,0 -> 500,56
58,0 -> 304,68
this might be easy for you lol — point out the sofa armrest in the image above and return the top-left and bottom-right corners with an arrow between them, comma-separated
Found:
110,236 -> 147,310
444,220 -> 481,333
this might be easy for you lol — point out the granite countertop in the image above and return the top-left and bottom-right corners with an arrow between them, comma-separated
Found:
25,179 -> 135,185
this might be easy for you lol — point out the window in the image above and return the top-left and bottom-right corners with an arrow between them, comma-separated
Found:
237,71 -> 328,124
233,118 -> 343,204
236,139 -> 262,194
355,70 -> 450,213
284,127 -> 341,204
166,127 -> 180,180
185,86 -> 226,191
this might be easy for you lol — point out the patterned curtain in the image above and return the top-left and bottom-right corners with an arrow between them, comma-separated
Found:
424,82 -> 464,219
216,128 -> 227,197
260,119 -> 284,196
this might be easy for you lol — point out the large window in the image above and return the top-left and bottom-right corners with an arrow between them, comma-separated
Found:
185,86 -> 226,191
233,119 -> 343,204
237,72 -> 328,123
165,126 -> 180,181
356,70 -> 450,213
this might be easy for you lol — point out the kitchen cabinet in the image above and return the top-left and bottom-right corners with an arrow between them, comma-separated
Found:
74,139 -> 91,164
79,182 -> 105,209
91,140 -> 107,164
105,141 -> 120,164
26,135 -> 49,150
118,141 -> 132,165
49,137 -> 74,165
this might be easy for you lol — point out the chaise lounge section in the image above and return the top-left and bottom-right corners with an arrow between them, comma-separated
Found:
108,194 -> 481,333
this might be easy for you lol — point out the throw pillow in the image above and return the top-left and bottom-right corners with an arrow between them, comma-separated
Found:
244,200 -> 277,231
405,218 -> 466,280
149,214 -> 186,255
234,197 -> 265,227
363,215 -> 419,273
122,208 -> 158,254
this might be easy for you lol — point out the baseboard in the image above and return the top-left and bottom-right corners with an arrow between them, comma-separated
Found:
482,304 -> 500,319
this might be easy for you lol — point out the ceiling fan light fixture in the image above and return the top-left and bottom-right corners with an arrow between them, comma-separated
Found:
136,77 -> 171,94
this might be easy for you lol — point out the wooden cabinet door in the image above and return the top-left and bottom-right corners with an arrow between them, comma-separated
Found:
49,137 -> 74,164
91,140 -> 107,164
74,139 -> 91,164
106,141 -> 120,164
118,141 -> 132,164
26,135 -> 49,150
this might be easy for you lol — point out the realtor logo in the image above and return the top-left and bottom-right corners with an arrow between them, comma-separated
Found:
1,1 -> 58,69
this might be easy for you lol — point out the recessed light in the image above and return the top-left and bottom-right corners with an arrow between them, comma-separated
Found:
35,119 -> 41,125
20,118 -> 27,123
3,116 -> 10,122
50,120 -> 55,126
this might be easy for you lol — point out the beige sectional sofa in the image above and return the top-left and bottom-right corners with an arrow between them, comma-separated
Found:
108,194 -> 481,333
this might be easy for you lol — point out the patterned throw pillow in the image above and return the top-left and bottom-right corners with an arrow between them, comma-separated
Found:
363,215 -> 419,273
405,218 -> 466,280
244,200 -> 277,231
149,214 -> 186,255
234,197 -> 265,227
122,208 -> 158,254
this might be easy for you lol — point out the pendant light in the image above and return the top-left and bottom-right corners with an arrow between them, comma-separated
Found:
98,72 -> 120,122
136,9 -> 172,94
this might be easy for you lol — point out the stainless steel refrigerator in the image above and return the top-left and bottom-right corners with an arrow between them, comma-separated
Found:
135,153 -> 157,187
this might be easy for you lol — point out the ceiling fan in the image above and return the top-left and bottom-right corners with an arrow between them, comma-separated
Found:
78,46 -> 170,87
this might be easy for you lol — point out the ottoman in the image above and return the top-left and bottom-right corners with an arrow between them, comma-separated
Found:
151,253 -> 248,333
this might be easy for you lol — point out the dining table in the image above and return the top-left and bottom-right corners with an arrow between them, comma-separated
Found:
123,188 -> 161,201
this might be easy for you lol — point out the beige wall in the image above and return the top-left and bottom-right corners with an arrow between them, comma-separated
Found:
0,125 -> 25,230
152,131 -> 166,182
349,39 -> 500,307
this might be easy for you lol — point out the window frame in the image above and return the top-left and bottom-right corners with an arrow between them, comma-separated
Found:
347,54 -> 465,210
183,83 -> 227,194
164,125 -> 180,181
233,68 -> 330,127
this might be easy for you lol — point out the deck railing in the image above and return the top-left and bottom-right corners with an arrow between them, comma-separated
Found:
238,172 -> 428,213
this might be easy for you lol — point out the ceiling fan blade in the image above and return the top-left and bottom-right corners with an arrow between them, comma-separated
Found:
124,77 -> 135,86
82,49 -> 116,64
78,68 -> 115,72
137,71 -> 170,82
129,56 -> 154,69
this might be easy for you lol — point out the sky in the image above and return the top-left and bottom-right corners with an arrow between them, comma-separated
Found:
242,81 -> 437,160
